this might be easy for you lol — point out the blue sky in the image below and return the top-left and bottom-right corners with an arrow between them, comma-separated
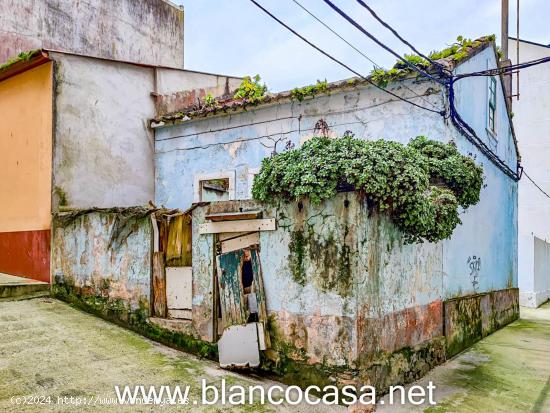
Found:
174,0 -> 548,91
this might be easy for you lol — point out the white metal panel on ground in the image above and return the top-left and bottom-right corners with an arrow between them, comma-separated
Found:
166,267 -> 192,319
218,323 -> 260,368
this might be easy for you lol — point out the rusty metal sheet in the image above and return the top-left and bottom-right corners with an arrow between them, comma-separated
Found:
166,214 -> 192,266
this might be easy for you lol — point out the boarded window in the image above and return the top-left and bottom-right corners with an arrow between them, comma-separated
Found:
200,178 -> 230,202
166,267 -> 193,320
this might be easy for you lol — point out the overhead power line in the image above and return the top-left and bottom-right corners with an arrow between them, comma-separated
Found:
354,0 -> 445,72
248,0 -> 444,115
289,0 -> 440,111
523,171 -> 550,200
320,0 -> 518,179
321,0 -> 446,85
290,0 -> 378,68
455,55 -> 550,79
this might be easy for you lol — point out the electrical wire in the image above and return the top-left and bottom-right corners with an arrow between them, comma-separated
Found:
321,0 -> 446,85
455,55 -> 550,79
447,77 -> 519,180
248,0 -> 445,115
291,0 -> 378,67
155,119 -> 369,154
354,0 -> 446,72
523,171 -> 550,199
289,0 -> 441,111
316,0 -> 518,179
250,0 -> 523,181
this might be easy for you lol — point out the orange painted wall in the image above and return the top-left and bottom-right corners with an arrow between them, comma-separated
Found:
0,62 -> 53,281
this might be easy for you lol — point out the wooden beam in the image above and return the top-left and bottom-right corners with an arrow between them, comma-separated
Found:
199,218 -> 276,234
205,210 -> 262,222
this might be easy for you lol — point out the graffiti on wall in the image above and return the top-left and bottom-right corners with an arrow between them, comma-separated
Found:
467,255 -> 481,291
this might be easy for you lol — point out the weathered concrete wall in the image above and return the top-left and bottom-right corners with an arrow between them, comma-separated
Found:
509,39 -> 550,307
155,70 -> 242,116
0,0 -> 184,68
444,288 -> 519,357
449,46 -> 518,297
51,211 -> 152,311
0,61 -> 53,282
51,52 -> 242,210
190,196 -> 518,391
52,53 -> 157,210
155,47 -> 518,300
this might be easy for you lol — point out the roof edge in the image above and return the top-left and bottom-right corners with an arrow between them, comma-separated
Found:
509,37 -> 550,49
0,50 -> 51,83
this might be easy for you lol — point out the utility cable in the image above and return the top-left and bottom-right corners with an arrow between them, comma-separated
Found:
322,0 -> 447,85
248,0 -> 444,115
289,0 -> 441,111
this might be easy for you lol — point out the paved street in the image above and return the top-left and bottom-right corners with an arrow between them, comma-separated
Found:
1,297 -> 549,412
378,302 -> 550,412
0,298 -> 344,413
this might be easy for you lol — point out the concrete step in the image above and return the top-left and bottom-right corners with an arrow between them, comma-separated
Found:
0,273 -> 50,301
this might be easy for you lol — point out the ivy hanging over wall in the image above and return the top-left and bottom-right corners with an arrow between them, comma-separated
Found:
252,135 -> 483,244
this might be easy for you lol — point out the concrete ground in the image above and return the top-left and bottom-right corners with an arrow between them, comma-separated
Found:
0,297 -> 344,413
378,302 -> 550,412
0,273 -> 49,300
1,298 -> 549,412
0,273 -> 44,284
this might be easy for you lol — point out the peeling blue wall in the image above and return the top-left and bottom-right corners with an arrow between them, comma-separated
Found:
52,212 -> 152,310
155,45 -> 518,301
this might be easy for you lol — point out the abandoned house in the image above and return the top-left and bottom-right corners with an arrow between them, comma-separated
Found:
47,36 -> 520,392
1,3 -> 520,394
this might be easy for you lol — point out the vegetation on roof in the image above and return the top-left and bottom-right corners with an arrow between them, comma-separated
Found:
156,35 -> 498,124
369,35 -> 497,87
233,74 -> 268,103
291,79 -> 329,102
0,50 -> 41,71
252,134 -> 483,244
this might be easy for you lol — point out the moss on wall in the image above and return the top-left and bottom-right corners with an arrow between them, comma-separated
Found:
287,216 -> 354,297
52,279 -> 218,360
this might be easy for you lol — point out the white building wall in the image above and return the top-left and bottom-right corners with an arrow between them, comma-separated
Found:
510,38 -> 550,307
51,52 -> 241,209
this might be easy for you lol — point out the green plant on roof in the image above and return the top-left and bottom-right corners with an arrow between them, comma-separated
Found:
203,93 -> 219,108
233,74 -> 268,102
0,49 -> 41,71
291,79 -> 329,102
369,35 -> 495,87
252,134 -> 483,244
